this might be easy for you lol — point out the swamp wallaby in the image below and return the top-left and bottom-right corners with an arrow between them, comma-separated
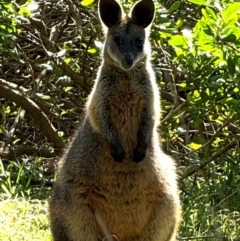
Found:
49,0 -> 181,240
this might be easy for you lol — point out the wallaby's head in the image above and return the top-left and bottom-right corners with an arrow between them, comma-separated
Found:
99,0 -> 155,71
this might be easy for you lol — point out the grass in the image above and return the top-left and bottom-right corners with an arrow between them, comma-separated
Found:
179,172 -> 240,241
0,158 -> 52,240
0,198 -> 51,241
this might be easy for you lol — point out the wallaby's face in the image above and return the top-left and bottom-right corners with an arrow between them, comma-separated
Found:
99,0 -> 155,71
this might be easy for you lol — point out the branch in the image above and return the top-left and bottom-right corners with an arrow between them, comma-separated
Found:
1,146 -> 59,159
0,78 -> 64,150
180,139 -> 238,180
160,89 -> 184,105
178,115 -> 236,159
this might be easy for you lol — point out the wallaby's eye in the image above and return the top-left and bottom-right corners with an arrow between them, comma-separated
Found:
135,38 -> 143,49
114,36 -> 120,45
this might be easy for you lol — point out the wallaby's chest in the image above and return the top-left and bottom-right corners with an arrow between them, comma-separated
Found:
109,88 -> 145,122
108,81 -> 147,151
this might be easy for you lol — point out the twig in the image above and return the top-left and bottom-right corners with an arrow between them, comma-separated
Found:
162,99 -> 188,123
215,190 -> 239,208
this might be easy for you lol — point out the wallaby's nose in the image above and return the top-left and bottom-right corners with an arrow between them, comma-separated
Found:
121,53 -> 134,70
124,54 -> 134,66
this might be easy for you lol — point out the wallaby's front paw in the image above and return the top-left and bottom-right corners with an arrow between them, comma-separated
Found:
133,146 -> 147,163
110,144 -> 125,163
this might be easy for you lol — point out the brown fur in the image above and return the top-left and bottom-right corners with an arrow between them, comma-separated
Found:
49,0 -> 181,240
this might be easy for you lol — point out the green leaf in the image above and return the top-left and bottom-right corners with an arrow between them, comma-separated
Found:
187,0 -> 207,5
176,18 -> 184,28
179,82 -> 187,88
223,3 -> 240,21
233,87 -> 239,93
36,93 -> 51,100
221,27 -> 234,39
60,110 -> 68,116
222,34 -> 237,43
64,86 -> 73,92
87,48 -> 97,54
19,7 -> 31,16
65,57 -> 72,64
169,35 -> 187,47
81,0 -> 94,6
227,56 -> 236,76
205,7 -> 217,21
188,142 -> 202,150
193,90 -> 200,98
202,26 -> 213,36
168,1 -> 181,13
226,97 -> 233,102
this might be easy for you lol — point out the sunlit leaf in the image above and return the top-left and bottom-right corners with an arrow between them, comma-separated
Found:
179,82 -> 187,88
223,3 -> 240,21
176,18 -> 184,28
233,87 -> 239,93
19,7 -> 31,16
169,35 -> 187,47
188,142 -> 202,150
65,57 -> 71,64
193,90 -> 200,98
87,48 -> 97,54
64,86 -> 73,92
205,7 -> 217,21
187,0 -> 207,5
81,0 -> 94,6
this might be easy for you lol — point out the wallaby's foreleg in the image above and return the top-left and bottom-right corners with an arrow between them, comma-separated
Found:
99,105 -> 125,163
133,108 -> 154,162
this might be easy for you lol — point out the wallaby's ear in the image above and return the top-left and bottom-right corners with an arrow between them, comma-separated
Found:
130,0 -> 155,28
99,0 -> 123,28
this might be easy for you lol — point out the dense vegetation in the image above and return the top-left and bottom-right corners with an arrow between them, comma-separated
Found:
0,0 -> 239,240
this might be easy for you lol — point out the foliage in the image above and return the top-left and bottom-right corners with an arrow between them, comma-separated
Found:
0,157 -> 51,199
0,0 -> 239,240
0,1 -> 19,56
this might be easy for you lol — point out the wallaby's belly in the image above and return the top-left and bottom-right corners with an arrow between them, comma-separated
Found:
89,163 -> 161,240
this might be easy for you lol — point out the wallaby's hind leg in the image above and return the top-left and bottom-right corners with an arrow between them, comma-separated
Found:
50,201 -> 99,241
50,217 -> 70,241
135,192 -> 181,241
49,183 -> 99,241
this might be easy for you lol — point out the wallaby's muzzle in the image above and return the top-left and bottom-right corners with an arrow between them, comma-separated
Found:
121,53 -> 134,71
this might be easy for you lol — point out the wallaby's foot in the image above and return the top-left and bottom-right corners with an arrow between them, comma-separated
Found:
110,142 -> 125,163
